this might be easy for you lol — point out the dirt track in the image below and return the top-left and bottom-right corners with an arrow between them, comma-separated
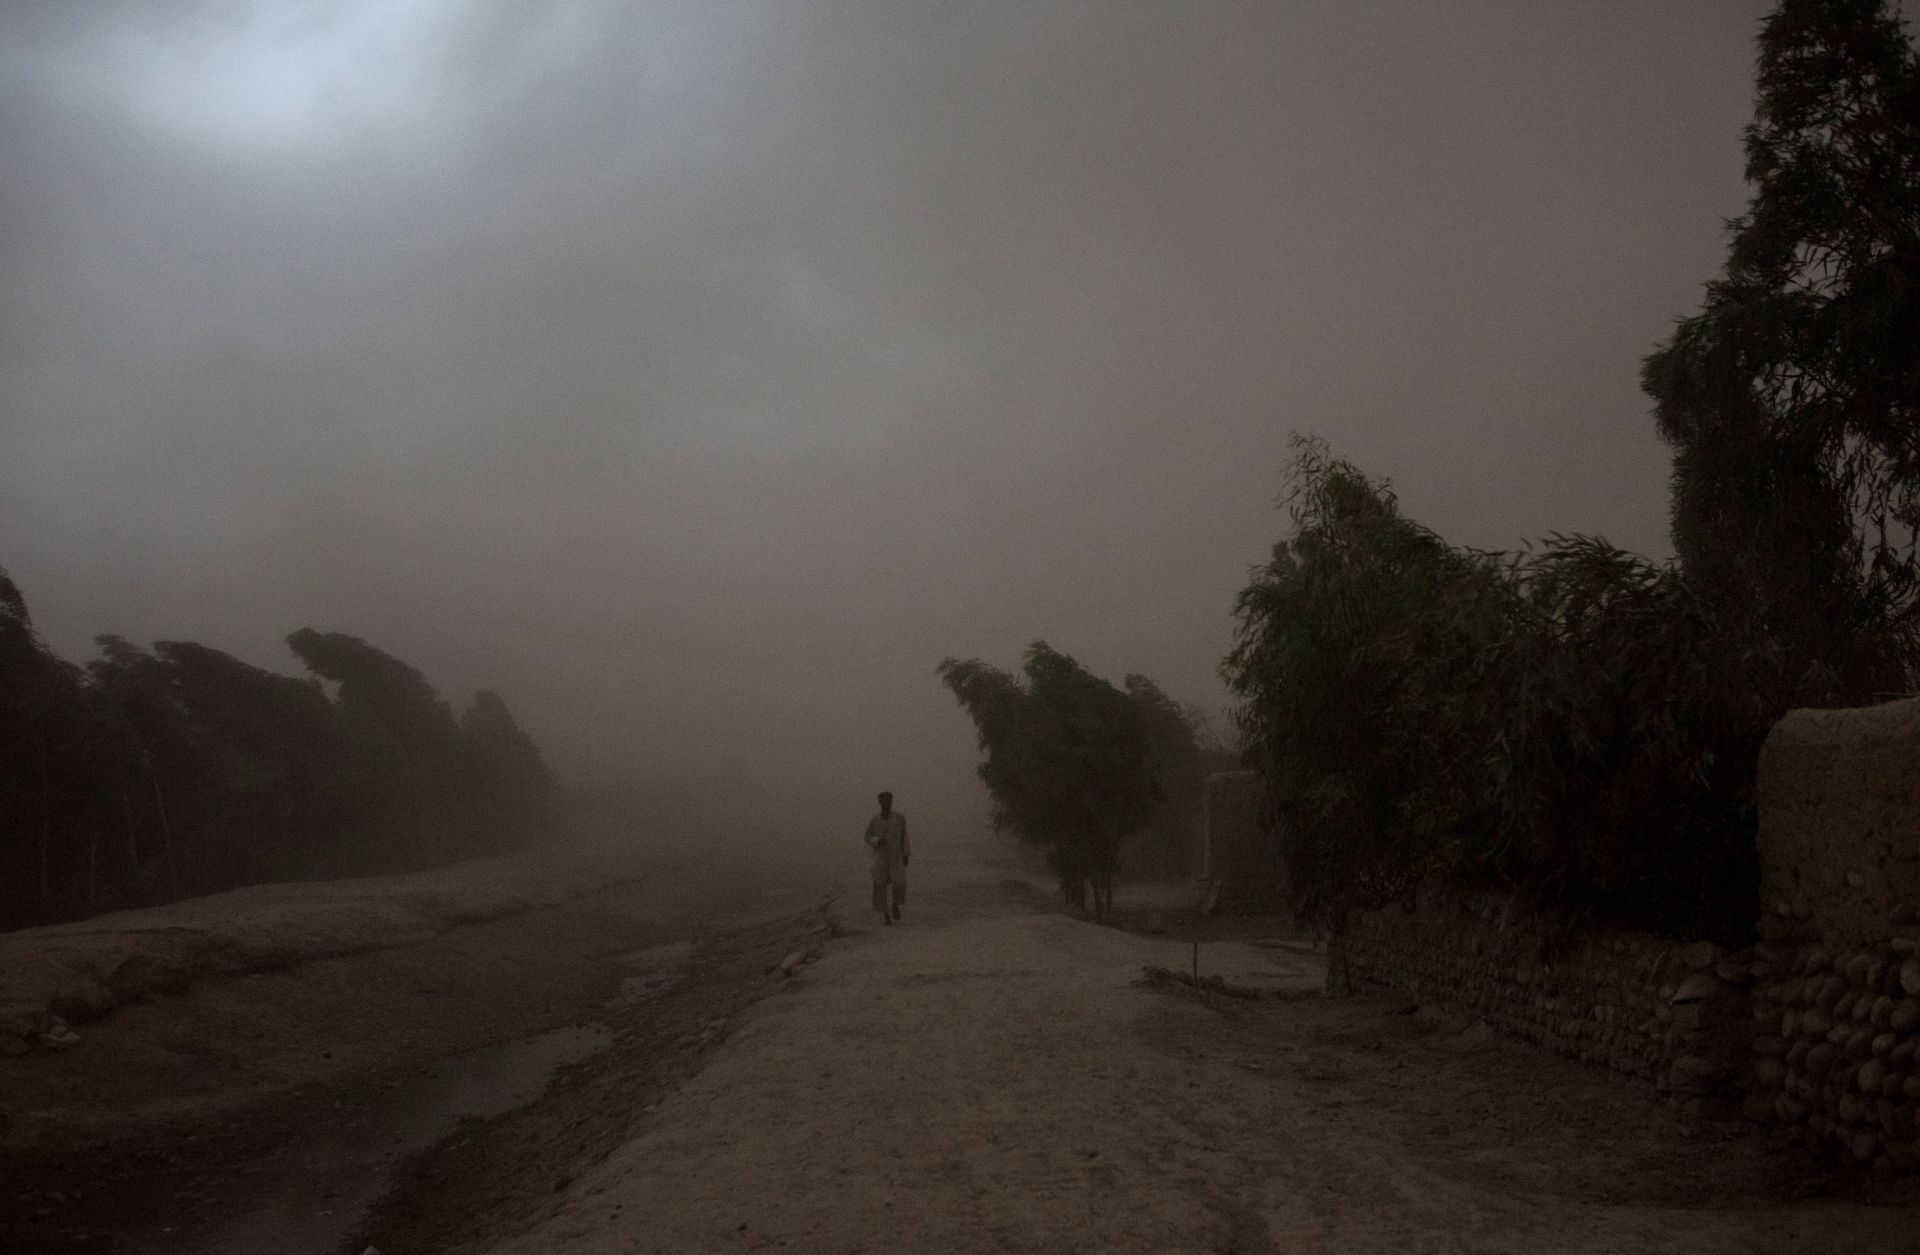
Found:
452,854 -> 1917,1254
6,845 -> 1919,1253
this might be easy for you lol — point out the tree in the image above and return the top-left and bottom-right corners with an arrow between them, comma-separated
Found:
152,640 -> 346,880
0,566 -> 564,929
87,636 -> 194,894
1121,674 -> 1211,880
285,628 -> 469,869
460,690 -> 556,851
1642,0 -> 1920,702
938,643 -> 1161,917
0,569 -> 93,913
1223,441 -> 1767,942
1223,443 -> 1502,920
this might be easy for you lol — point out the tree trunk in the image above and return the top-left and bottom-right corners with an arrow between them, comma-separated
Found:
37,736 -> 52,904
122,788 -> 138,869
140,748 -> 178,887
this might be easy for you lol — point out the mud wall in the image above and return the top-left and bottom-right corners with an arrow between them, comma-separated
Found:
1332,697 -> 1920,1173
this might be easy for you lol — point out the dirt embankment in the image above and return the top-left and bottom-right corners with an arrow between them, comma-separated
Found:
0,847 -> 650,1056
0,831 -> 834,1253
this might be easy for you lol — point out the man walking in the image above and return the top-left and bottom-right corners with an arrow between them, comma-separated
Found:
864,791 -> 909,925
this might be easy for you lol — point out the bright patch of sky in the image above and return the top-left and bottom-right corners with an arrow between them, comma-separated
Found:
2,0 -> 635,153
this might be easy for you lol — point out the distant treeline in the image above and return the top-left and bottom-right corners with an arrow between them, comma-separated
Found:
1226,0 -> 1919,945
1,568 -> 555,930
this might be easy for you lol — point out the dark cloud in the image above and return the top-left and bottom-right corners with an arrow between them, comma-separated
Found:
1,1 -> 1768,842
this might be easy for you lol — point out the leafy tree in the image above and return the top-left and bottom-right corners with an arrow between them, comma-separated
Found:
1,563 -> 565,929
0,569 -> 93,910
1224,444 -> 1503,919
1224,442 -> 1767,942
154,640 -> 347,880
1121,674 -> 1213,879
938,643 -> 1161,917
286,628 -> 470,869
460,690 -> 557,851
87,636 -> 195,893
1642,0 -> 1920,701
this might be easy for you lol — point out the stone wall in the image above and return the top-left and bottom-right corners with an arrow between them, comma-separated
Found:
1330,881 -> 1749,1118
1745,699 -> 1920,1172
1330,696 -> 1920,1173
1744,938 -> 1920,1170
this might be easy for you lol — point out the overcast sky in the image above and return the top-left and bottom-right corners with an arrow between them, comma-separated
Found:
1,1 -> 1771,842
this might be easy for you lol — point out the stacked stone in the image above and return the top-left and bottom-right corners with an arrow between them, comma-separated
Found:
1745,938 -> 1920,1173
1659,942 -> 1752,1120
1333,883 -> 1711,1093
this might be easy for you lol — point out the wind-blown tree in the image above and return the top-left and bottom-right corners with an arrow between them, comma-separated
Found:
938,643 -> 1160,917
87,636 -> 197,893
153,640 -> 348,881
1122,674 -> 1212,879
1,570 -> 94,910
1642,0 -> 1920,702
460,689 -> 557,852
1224,445 -> 1505,919
1224,442 -> 1769,942
286,628 -> 471,870
0,566 -> 564,929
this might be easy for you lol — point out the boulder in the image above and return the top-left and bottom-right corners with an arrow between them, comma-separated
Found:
1682,941 -> 1722,971
1669,972 -> 1725,1006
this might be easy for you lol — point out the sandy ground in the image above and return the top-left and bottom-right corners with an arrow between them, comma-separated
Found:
5,840 -> 1918,1254
461,852 -> 1918,1255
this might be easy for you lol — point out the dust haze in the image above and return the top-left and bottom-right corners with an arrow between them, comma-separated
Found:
1,1 -> 1768,858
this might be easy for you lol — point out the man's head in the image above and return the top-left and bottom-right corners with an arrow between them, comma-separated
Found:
877,791 -> 893,816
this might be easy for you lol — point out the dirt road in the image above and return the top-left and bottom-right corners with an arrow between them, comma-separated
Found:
459,853 -> 1917,1255
7,843 -> 1917,1253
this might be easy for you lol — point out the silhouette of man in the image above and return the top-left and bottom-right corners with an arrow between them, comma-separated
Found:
864,791 -> 909,925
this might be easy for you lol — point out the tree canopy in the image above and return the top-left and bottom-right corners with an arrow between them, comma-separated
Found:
0,568 -> 557,929
1223,443 -> 1768,942
1643,0 -> 1920,701
938,643 -> 1180,917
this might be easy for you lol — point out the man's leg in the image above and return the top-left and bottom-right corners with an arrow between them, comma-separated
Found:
873,880 -> 891,923
890,882 -> 903,921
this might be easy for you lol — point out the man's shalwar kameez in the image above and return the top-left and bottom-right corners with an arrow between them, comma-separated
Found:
865,810 -> 909,919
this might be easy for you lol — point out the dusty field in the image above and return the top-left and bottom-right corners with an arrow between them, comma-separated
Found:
5,840 -> 1917,1254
